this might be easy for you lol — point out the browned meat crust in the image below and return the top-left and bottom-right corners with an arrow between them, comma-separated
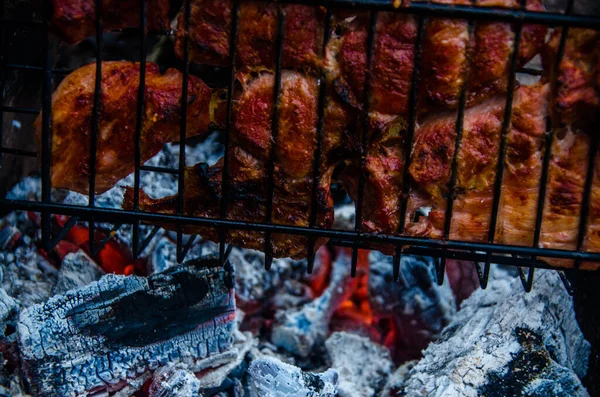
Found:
175,1 -> 325,72
34,61 -> 225,194
124,71 -> 335,259
50,0 -> 170,44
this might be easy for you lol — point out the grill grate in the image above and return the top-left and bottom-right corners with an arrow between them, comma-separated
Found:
1,0 -> 600,293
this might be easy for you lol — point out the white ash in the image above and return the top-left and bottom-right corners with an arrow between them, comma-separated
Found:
380,360 -> 417,397
52,250 -> 104,295
397,269 -> 591,397
270,279 -> 315,312
332,204 -> 355,231
368,252 -> 456,358
18,261 -> 236,397
227,248 -> 312,312
271,251 -> 353,358
0,236 -> 57,308
247,356 -> 338,397
148,366 -> 202,397
149,235 -> 219,274
325,332 -> 394,397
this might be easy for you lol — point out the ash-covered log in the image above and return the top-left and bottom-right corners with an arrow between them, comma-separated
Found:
325,332 -> 393,397
395,269 -> 591,397
271,252 -> 352,357
247,356 -> 338,397
368,252 -> 456,361
18,260 -> 236,397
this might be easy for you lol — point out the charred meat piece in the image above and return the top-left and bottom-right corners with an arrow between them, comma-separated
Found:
124,71 -> 336,259
34,61 -> 226,194
50,0 -> 170,44
175,0 -> 325,71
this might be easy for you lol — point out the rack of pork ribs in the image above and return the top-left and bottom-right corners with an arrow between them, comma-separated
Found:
39,0 -> 600,269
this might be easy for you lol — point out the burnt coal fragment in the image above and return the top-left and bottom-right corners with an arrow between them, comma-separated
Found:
396,269 -> 591,396
18,260 -> 236,397
247,356 -> 338,397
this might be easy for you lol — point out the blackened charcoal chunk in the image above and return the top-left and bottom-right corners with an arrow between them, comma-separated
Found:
18,261 -> 236,397
325,332 -> 393,397
52,250 -> 104,295
148,366 -> 201,397
247,356 -> 338,397
368,252 -> 455,360
399,269 -> 591,397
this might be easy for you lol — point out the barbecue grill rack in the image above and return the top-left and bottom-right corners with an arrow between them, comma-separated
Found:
1,0 -> 599,294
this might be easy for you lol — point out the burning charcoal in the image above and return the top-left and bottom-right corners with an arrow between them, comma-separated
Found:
325,332 -> 393,397
270,280 -> 315,312
247,356 -> 338,397
229,248 -> 312,313
271,252 -> 352,358
1,243 -> 57,308
148,366 -> 201,397
397,269 -> 591,397
18,260 -> 236,397
0,227 -> 20,252
368,252 -> 456,360
52,250 -> 104,295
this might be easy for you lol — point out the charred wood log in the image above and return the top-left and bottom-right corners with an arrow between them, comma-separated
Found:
18,260 -> 236,397
325,332 -> 393,397
247,356 -> 338,397
395,269 -> 591,397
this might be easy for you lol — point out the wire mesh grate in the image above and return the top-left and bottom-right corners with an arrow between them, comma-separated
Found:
0,0 -> 599,293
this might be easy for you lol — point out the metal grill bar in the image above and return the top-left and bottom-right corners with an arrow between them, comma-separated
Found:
526,0 -> 575,292
393,14 -> 425,282
178,234 -> 197,263
439,17 -> 474,285
219,0 -> 240,266
87,0 -> 103,262
574,132 -> 599,268
140,165 -> 179,174
351,10 -> 378,278
307,8 -> 332,275
0,147 -> 37,157
135,225 -> 161,258
40,1 -> 53,253
9,199 -> 600,264
131,0 -> 147,259
0,1 -> 4,167
176,0 -> 191,263
0,106 -> 40,115
263,6 -> 286,271
483,1 -> 526,289
90,223 -> 123,256
3,63 -> 73,75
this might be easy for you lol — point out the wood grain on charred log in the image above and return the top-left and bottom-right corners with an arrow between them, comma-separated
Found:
18,260 -> 236,397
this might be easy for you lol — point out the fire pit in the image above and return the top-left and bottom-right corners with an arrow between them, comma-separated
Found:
0,0 -> 599,396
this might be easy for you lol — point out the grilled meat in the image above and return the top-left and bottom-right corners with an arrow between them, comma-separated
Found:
326,0 -> 546,116
541,28 -> 600,266
34,61 -> 225,194
51,0 -> 170,44
124,71 -> 335,259
175,1 -> 325,71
